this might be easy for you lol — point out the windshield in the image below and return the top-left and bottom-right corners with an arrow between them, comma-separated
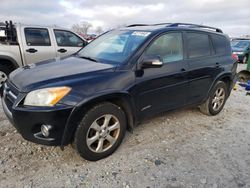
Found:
231,40 -> 250,49
77,30 -> 151,64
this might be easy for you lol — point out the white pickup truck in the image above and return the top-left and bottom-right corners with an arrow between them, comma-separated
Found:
0,21 -> 87,84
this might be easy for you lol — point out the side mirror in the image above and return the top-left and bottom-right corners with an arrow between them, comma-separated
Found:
83,40 -> 88,46
79,41 -> 88,47
141,55 -> 163,69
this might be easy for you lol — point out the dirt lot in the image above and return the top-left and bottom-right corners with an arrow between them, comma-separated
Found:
0,64 -> 250,188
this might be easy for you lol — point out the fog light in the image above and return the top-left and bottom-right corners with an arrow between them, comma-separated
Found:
41,125 -> 52,137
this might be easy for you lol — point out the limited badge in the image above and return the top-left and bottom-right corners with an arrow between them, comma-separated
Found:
132,31 -> 151,37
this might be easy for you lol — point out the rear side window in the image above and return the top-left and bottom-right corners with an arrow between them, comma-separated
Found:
54,30 -> 84,47
211,34 -> 227,55
25,28 -> 51,46
187,33 -> 211,58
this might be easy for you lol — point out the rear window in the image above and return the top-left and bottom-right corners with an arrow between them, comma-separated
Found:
231,40 -> 250,48
25,28 -> 51,46
211,34 -> 227,55
187,32 -> 211,58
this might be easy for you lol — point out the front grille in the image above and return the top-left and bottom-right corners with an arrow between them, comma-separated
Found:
3,81 -> 19,111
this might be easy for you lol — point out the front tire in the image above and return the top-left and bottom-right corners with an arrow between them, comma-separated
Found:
0,65 -> 12,86
199,81 -> 228,116
74,102 -> 126,161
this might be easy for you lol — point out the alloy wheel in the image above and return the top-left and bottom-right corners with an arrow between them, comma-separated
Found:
86,114 -> 120,153
212,87 -> 225,111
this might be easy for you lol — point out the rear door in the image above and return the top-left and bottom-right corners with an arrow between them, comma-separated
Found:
22,27 -> 56,64
53,29 -> 87,58
185,31 -> 220,105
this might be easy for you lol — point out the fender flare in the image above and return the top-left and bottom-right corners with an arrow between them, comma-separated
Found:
60,91 -> 136,148
205,72 -> 234,101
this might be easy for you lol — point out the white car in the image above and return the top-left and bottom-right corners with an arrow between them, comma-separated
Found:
0,21 -> 87,84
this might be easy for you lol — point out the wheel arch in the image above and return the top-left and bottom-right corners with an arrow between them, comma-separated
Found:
0,55 -> 20,71
60,92 -> 136,147
206,73 -> 233,101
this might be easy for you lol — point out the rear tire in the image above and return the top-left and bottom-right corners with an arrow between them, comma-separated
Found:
199,81 -> 228,116
237,71 -> 250,82
74,102 -> 126,161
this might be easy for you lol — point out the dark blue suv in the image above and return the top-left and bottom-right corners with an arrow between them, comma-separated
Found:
1,23 -> 237,161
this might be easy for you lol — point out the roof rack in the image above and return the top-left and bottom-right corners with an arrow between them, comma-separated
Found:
0,20 -> 17,44
126,23 -> 171,27
126,22 -> 223,33
168,23 -> 223,33
126,24 -> 151,27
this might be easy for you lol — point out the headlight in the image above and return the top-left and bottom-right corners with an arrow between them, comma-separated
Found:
24,87 -> 71,107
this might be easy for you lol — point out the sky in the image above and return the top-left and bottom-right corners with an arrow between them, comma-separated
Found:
0,0 -> 249,36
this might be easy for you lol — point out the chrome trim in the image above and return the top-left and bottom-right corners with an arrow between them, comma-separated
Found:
141,105 -> 152,111
9,91 -> 17,100
34,132 -> 55,141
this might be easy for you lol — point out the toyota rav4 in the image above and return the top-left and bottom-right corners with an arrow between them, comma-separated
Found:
1,23 -> 237,161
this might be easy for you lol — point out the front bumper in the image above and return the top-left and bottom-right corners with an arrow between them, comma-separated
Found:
1,82 -> 74,146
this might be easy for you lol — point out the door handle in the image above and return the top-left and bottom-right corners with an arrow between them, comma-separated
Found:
215,62 -> 221,68
26,48 -> 38,53
57,48 -> 67,53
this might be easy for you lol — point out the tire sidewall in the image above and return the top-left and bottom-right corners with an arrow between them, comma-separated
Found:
208,81 -> 227,115
75,103 -> 126,161
0,65 -> 12,84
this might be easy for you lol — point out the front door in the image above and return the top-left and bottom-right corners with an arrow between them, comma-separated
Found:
53,30 -> 86,58
135,32 -> 189,118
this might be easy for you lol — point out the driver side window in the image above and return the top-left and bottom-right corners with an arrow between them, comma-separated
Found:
145,32 -> 183,63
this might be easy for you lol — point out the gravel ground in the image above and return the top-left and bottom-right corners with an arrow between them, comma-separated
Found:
0,64 -> 250,188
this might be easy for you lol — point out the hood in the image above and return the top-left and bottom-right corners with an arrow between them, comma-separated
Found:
9,56 -> 115,92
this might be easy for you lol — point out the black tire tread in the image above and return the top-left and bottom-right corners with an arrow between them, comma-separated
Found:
199,97 -> 210,116
73,102 -> 126,161
199,81 -> 227,116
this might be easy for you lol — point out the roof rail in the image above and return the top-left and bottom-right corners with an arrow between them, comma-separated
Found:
168,23 -> 223,33
126,23 -> 172,27
126,22 -> 223,33
126,24 -> 150,27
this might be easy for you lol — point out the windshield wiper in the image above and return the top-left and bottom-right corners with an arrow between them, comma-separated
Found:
79,56 -> 98,62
